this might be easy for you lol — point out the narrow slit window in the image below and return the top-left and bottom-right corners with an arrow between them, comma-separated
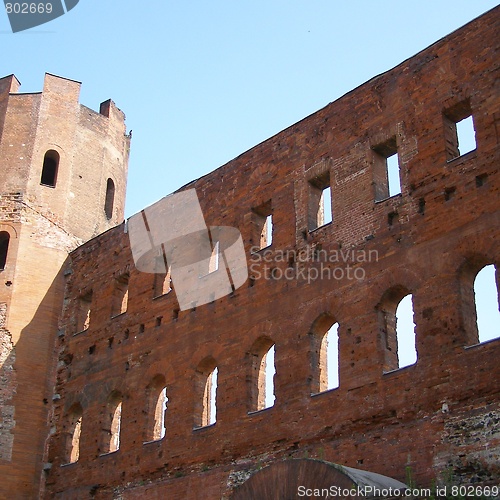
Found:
0,231 -> 10,270
40,150 -> 59,187
104,178 -> 115,220
474,264 -> 500,343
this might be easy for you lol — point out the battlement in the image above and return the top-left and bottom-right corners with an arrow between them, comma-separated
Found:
0,72 -> 130,241
0,72 -> 125,124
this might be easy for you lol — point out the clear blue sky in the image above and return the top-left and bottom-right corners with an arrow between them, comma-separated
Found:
2,1 -> 498,376
1,1 -> 498,217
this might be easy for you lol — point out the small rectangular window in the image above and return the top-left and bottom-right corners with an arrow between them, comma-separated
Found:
443,100 -> 476,161
372,137 -> 401,201
308,172 -> 332,231
251,201 -> 273,250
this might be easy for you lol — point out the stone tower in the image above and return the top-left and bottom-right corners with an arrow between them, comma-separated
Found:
0,73 -> 130,499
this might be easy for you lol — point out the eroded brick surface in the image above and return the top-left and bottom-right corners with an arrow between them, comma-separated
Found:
434,406 -> 500,485
0,303 -> 16,462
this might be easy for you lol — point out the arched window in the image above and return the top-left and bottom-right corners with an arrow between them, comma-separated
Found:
309,314 -> 339,394
153,247 -> 172,297
40,150 -> 59,187
194,357 -> 217,428
154,267 -> 172,297
377,287 -> 417,372
248,337 -> 275,412
264,345 -> 275,409
64,403 -> 83,464
104,178 -> 115,220
154,387 -> 168,439
460,259 -> 500,345
144,375 -> 167,442
474,264 -> 500,343
395,295 -> 417,368
112,273 -> 129,317
77,291 -> 92,332
100,391 -> 122,454
0,232 -> 10,270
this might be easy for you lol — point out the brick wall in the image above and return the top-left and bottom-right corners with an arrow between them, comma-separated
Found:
46,7 -> 500,499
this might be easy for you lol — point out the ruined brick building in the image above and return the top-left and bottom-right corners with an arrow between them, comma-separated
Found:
0,74 -> 130,498
0,6 -> 499,499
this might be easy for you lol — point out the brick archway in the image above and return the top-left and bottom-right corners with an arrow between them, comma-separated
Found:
230,458 -> 407,499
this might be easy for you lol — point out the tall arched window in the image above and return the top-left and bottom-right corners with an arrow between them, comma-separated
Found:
104,178 -> 115,219
474,264 -> 500,343
194,357 -> 218,428
0,232 -> 10,270
112,273 -> 129,317
154,387 -> 168,439
40,150 -> 59,187
309,314 -> 339,394
64,403 -> 83,464
153,247 -> 172,297
248,337 -> 275,412
144,375 -> 167,442
395,295 -> 417,368
100,391 -> 122,454
377,287 -> 417,372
